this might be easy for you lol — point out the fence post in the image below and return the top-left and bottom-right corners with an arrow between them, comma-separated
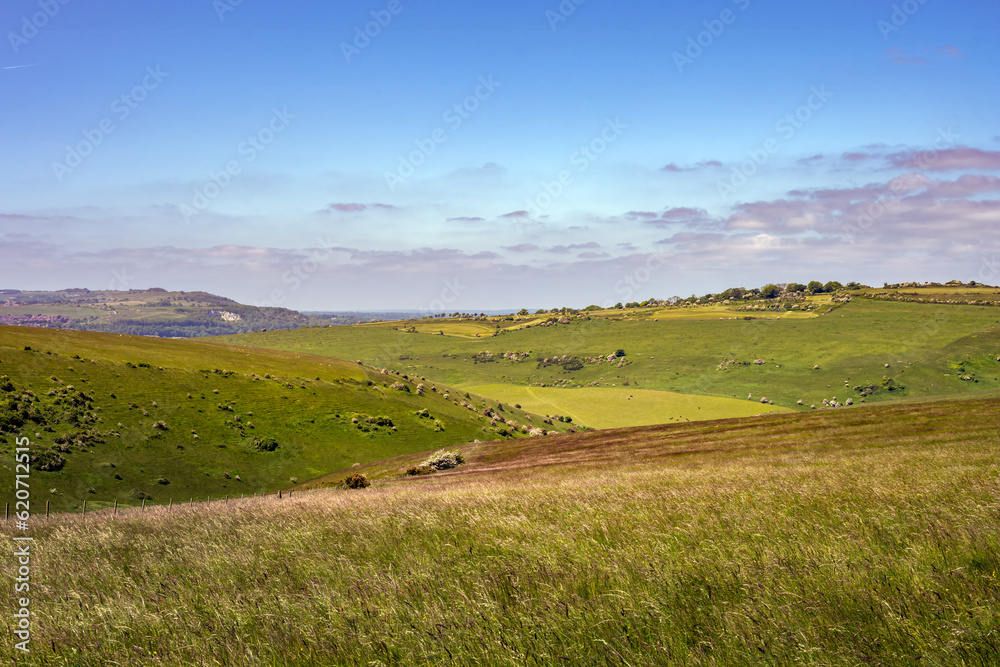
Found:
82,500 -> 87,517
289,490 -> 293,499
4,503 -> 7,520
141,498 -> 146,512
114,500 -> 118,516
279,490 -> 282,499
45,500 -> 49,518
168,498 -> 172,509
225,495 -> 228,504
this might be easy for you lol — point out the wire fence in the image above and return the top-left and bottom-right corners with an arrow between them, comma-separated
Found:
4,487 -> 324,521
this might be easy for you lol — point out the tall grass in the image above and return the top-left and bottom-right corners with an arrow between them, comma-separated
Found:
3,397 -> 999,665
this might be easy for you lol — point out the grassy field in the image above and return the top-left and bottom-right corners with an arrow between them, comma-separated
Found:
5,394 -> 998,665
858,285 -> 1000,304
220,299 -> 1000,420
462,384 -> 791,428
0,327 -> 564,510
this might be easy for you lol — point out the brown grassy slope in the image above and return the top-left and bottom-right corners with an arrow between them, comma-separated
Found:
305,392 -> 1000,487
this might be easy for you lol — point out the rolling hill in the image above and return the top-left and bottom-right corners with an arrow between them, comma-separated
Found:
6,393 -> 998,665
0,326 -> 569,510
0,288 -> 319,337
219,290 -> 1000,428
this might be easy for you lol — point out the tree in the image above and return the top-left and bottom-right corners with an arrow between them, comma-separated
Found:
823,280 -> 843,292
786,283 -> 806,293
807,281 -> 824,293
518,309 -> 529,316
760,284 -> 781,299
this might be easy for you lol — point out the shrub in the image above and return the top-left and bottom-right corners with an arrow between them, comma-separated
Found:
32,449 -> 66,472
420,450 -> 465,471
879,377 -> 902,392
760,284 -> 781,299
129,488 -> 152,501
406,465 -> 433,476
156,477 -> 169,485
251,437 -> 280,452
342,473 -> 370,489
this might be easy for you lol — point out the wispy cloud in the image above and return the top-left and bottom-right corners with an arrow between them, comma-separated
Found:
884,146 -> 1000,171
661,160 -> 723,172
317,202 -> 400,214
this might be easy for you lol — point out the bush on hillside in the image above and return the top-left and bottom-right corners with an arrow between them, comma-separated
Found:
420,450 -> 465,471
251,437 -> 280,452
32,449 -> 66,472
341,473 -> 370,489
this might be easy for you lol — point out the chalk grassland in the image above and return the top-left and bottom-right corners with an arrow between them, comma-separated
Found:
220,299 -> 1000,413
462,384 -> 791,429
2,395 -> 998,666
859,285 -> 1000,304
0,327 -> 559,510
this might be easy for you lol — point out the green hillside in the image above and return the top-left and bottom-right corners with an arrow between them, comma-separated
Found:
219,296 -> 1000,424
0,326 -> 566,511
0,288 -> 318,336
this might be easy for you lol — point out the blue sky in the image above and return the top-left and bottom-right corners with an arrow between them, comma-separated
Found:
1,0 -> 998,309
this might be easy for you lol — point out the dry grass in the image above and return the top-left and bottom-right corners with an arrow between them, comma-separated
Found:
3,396 -> 999,665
